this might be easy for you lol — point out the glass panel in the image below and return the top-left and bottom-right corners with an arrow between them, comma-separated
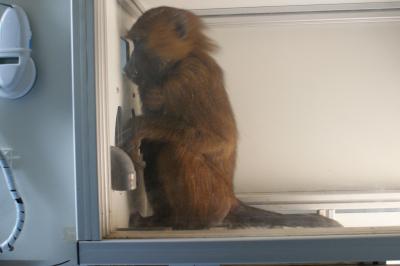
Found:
103,1 -> 400,239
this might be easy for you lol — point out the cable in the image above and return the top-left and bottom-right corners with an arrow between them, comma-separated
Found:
0,150 -> 25,253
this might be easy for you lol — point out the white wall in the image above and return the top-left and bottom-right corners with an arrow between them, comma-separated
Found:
0,0 -> 76,264
204,13 -> 400,193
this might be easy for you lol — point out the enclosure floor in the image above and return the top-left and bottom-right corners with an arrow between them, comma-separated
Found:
107,226 -> 400,239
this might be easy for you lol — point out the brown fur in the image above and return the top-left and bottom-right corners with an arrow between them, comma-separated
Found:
125,6 -> 341,229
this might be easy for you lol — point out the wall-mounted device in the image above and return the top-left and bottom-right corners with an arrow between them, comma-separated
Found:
0,4 -> 36,99
0,4 -> 32,252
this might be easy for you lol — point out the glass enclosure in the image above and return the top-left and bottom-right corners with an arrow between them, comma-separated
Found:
98,0 -> 400,239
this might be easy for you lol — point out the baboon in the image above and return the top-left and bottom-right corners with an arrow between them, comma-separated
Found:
125,6 -> 340,229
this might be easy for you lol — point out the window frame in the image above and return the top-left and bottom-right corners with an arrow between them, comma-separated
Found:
73,0 -> 400,264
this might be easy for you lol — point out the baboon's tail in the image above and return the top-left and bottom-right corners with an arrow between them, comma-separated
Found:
224,200 -> 341,228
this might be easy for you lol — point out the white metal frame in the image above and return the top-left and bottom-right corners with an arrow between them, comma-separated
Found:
93,0 -> 112,239
132,0 -> 400,16
237,191 -> 400,213
74,0 -> 400,264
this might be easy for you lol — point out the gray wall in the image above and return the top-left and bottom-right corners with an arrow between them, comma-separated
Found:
0,0 -> 77,264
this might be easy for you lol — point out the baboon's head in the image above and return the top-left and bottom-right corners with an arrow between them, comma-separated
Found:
124,6 -> 215,87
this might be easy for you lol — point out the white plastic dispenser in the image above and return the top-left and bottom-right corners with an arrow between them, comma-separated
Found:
0,4 -> 36,99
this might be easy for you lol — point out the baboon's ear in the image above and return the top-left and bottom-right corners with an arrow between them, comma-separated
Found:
174,15 -> 188,39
